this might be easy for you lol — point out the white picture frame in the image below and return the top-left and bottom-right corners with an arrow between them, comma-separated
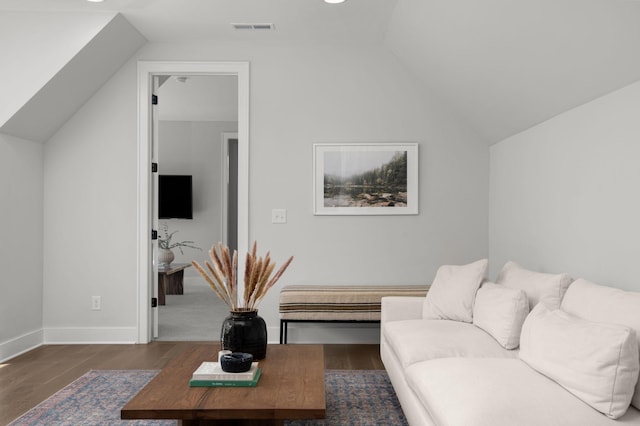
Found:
313,143 -> 419,215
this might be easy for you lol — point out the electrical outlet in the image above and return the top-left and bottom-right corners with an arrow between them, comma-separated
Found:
271,208 -> 287,224
92,296 -> 101,311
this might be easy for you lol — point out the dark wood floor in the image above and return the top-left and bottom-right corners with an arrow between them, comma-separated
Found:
0,342 -> 383,425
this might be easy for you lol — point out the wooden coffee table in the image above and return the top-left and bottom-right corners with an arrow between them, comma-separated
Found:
121,344 -> 325,425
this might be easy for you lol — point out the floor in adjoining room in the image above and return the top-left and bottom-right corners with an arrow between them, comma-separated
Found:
157,277 -> 229,341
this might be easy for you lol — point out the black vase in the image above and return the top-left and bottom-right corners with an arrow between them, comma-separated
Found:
221,310 -> 267,359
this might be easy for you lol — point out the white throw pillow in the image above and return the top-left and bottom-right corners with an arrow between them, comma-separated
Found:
473,282 -> 529,349
520,304 -> 640,419
496,261 -> 572,310
561,278 -> 640,410
422,259 -> 488,323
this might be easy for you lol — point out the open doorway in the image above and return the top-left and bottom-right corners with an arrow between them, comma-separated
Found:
222,132 -> 239,255
137,61 -> 249,344
154,75 -> 237,341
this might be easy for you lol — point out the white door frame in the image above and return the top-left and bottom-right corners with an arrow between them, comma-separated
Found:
136,61 -> 250,343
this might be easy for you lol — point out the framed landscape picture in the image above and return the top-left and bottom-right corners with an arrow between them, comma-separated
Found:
313,143 -> 419,215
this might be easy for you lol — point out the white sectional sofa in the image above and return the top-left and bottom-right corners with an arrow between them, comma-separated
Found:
381,260 -> 640,426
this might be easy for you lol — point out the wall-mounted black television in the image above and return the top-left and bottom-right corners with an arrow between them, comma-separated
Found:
159,175 -> 193,219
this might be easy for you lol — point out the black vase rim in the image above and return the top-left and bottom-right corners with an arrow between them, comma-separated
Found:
229,309 -> 259,315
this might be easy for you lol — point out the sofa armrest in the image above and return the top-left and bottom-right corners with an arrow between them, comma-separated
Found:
381,296 -> 424,323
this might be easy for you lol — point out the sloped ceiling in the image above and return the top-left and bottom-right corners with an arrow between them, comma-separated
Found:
0,13 -> 146,142
0,0 -> 396,45
2,0 -> 640,144
385,0 -> 640,143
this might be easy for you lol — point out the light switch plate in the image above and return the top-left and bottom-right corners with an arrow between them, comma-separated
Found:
272,209 -> 287,224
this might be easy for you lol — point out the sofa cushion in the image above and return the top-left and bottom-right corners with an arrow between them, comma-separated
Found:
520,304 -> 639,419
561,278 -> 640,410
496,261 -> 572,310
383,319 -> 514,369
472,282 -> 529,349
422,259 -> 488,323
406,358 -> 640,426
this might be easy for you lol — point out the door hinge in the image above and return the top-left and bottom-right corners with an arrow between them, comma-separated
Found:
151,94 -> 158,105
152,162 -> 158,173
151,298 -> 158,308
151,229 -> 158,240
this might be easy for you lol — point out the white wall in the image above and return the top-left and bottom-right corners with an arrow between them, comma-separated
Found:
489,81 -> 640,291
0,133 -> 44,361
42,59 -> 139,343
158,120 -> 238,274
158,75 -> 238,122
40,40 -> 488,344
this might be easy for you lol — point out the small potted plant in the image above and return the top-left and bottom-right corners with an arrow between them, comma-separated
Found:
157,224 -> 200,267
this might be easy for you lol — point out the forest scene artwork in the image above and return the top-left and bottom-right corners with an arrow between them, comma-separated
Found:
314,143 -> 418,215
324,150 -> 407,207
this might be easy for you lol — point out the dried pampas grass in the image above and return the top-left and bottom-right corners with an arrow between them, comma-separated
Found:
192,241 -> 293,311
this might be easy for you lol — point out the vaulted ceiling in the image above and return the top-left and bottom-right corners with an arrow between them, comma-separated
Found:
2,0 -> 640,143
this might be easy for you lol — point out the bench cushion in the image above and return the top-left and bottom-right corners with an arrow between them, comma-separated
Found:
279,285 -> 429,321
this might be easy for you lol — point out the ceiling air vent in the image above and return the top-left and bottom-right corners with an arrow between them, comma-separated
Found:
232,23 -> 275,30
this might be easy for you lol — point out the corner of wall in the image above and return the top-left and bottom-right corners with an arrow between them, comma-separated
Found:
0,329 -> 44,363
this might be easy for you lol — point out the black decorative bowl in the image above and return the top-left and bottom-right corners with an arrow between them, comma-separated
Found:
220,352 -> 253,373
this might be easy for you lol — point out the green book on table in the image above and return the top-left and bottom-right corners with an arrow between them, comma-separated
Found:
189,361 -> 261,387
189,368 -> 261,387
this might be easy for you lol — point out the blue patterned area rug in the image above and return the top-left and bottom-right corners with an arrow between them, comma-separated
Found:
9,369 -> 407,426
289,370 -> 408,426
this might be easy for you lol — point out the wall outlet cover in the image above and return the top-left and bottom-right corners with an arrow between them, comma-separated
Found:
92,296 -> 101,310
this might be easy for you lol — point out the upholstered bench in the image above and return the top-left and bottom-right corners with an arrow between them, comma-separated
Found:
279,285 -> 429,343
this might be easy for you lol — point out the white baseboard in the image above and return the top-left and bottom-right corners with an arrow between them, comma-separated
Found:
268,323 -> 381,345
2,325 -> 378,357
0,329 -> 44,363
43,327 -> 139,344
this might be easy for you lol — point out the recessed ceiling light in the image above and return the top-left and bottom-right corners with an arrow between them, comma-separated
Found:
86,0 -> 105,3
324,0 -> 346,4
